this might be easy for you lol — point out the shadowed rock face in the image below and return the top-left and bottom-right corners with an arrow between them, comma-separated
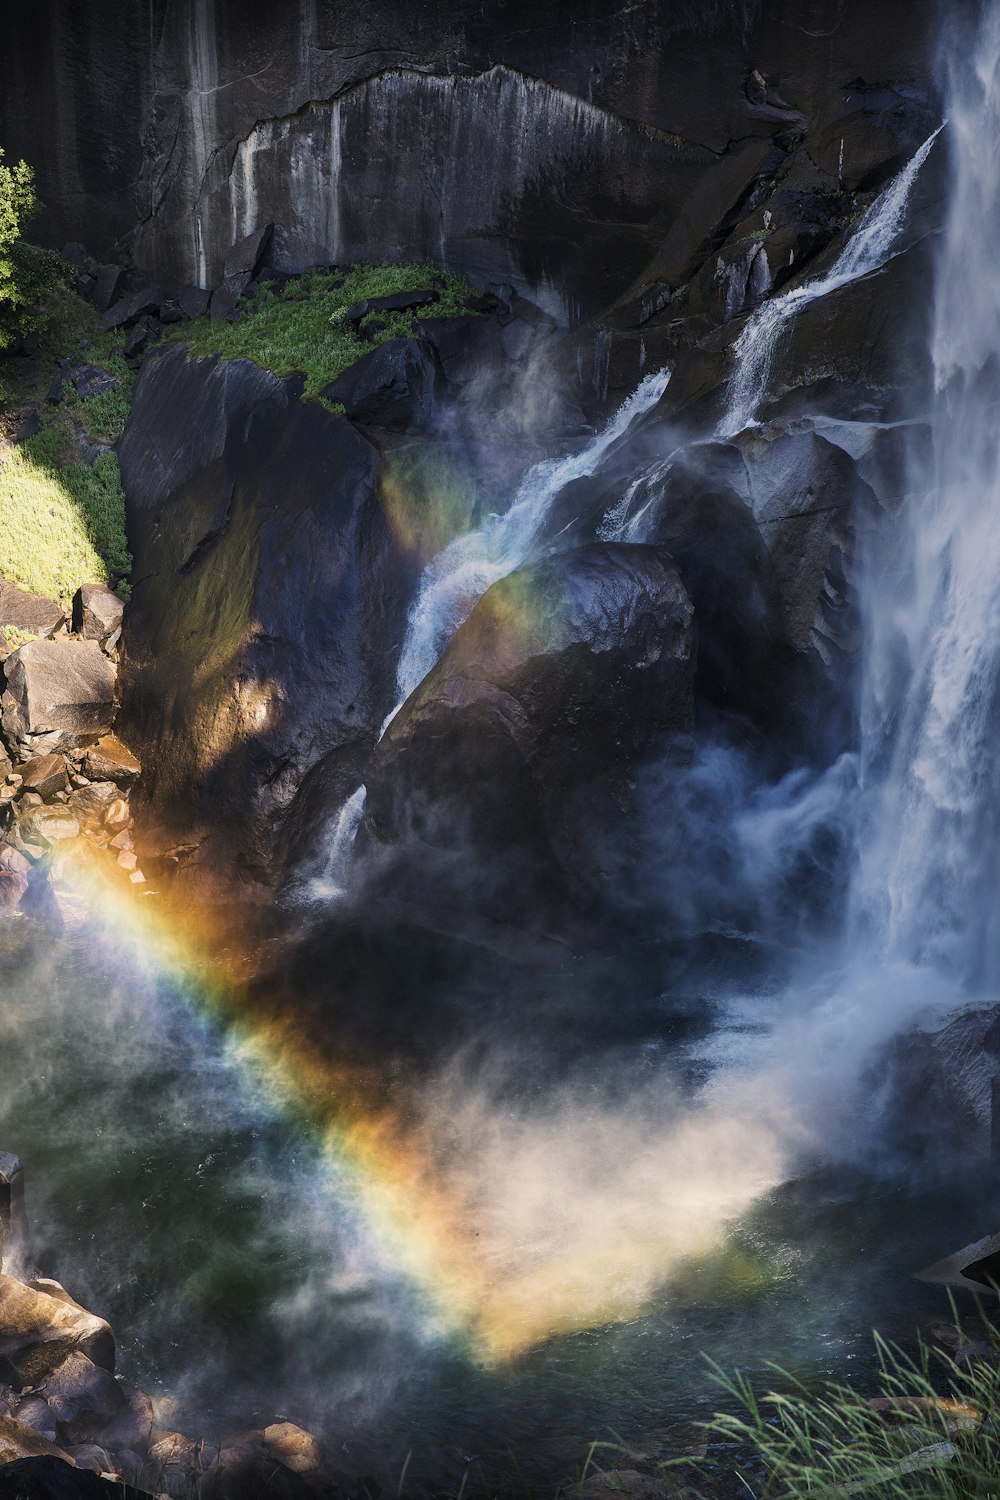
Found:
0,0 -> 939,320
356,543 -> 695,941
117,347 -> 415,895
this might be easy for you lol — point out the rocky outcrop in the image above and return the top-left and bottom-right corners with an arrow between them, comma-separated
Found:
356,543 -> 694,941
1,643 -> 117,759
117,346 -> 415,894
0,2 -> 940,320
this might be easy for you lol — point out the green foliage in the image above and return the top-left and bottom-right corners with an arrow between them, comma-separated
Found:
0,444 -> 131,602
1,624 -> 36,651
701,1318 -> 1000,1500
176,262 -> 483,399
0,152 -> 62,349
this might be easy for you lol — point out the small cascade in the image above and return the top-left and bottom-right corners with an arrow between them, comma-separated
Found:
722,127 -> 941,437
394,366 -> 671,705
313,784 -> 368,900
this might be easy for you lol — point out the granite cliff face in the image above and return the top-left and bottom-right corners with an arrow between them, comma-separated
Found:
1,0 -> 940,320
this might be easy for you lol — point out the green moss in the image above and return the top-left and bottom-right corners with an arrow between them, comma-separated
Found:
174,263 -> 483,399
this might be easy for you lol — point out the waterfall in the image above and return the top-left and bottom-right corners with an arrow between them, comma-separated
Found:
393,366 -> 671,706
850,6 -> 1000,990
722,127 -> 941,438
311,368 -> 670,890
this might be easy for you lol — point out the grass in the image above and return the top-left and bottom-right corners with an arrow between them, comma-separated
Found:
699,1313 -> 1000,1500
0,279 -> 133,603
174,262 -> 483,402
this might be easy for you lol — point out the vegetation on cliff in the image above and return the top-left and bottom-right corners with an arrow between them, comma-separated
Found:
0,282 -> 132,602
0,150 -> 60,350
176,261 -> 483,402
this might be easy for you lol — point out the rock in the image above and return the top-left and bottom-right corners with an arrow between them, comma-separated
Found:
145,1429 -> 208,1494
359,543 -> 694,940
19,756 -> 69,802
88,1385 -> 152,1455
91,265 -> 126,315
103,799 -> 129,830
41,1353 -> 124,1446
67,783 -> 119,832
12,1398 -> 58,1443
15,809 -> 81,848
0,582 -> 67,644
121,320 -> 157,359
223,224 -> 273,282
260,1423 -> 323,1476
117,347 -> 411,896
14,406 -> 41,444
63,1445 -> 113,1475
414,314 -> 506,389
1,640 -> 118,756
46,373 -> 66,406
157,297 -> 183,324
81,740 -> 140,788
0,1415 -> 76,1467
70,367 -> 116,401
343,288 -> 438,326
319,336 -> 438,432
209,286 -> 242,325
0,1274 -> 114,1384
0,1454 -> 155,1497
199,1431 -> 324,1500
100,288 -> 162,332
178,286 -> 210,320
71,587 -> 123,646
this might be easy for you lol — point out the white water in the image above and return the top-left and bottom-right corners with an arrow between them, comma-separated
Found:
394,365 -> 671,706
850,8 -> 1000,990
722,126 -> 942,437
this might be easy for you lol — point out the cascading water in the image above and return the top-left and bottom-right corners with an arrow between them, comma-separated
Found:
722,126 -> 941,439
850,6 -> 1000,991
393,364 -> 671,707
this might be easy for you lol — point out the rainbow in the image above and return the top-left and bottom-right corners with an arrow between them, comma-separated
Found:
44,842 -> 785,1364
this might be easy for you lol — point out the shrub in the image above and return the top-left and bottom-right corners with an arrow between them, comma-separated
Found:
0,151 -> 62,349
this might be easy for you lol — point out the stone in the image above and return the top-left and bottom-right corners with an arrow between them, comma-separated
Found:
578,1470 -> 669,1500
146,1430 -> 209,1494
319,336 -> 438,432
46,372 -> 66,405
72,586 -> 124,645
90,1384 -> 152,1455
0,1454 -> 160,1497
108,830 -> 133,851
116,851 -> 137,871
12,1397 -> 58,1443
71,366 -> 117,401
67,783 -> 119,832
344,288 -> 438,326
209,280 -> 246,322
360,543 -> 694,940
121,320 -> 156,359
260,1422 -> 324,1475
0,1275 -> 114,1384
19,756 -> 69,801
0,581 -> 67,642
1,640 -> 118,755
42,1353 -> 124,1444
100,287 -> 163,332
157,297 -> 183,324
178,285 -> 210,320
91,264 -> 126,314
117,346 -> 408,896
16,809 -> 81,847
81,739 -> 140,788
223,224 -> 273,282
0,863 -> 28,911
14,406 -> 40,443
60,244 -> 90,270
64,1443 -> 114,1473
103,800 -> 130,830
0,1414 -> 76,1466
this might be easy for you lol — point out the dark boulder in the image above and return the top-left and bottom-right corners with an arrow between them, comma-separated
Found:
70,367 -> 116,401
71,586 -> 123,647
357,542 -> 694,943
223,224 -> 273,282
178,285 -> 210,321
90,265 -> 126,315
320,337 -> 439,432
117,347 -> 416,895
0,1456 -> 155,1498
14,407 -> 40,445
100,288 -> 162,332
343,288 -> 439,326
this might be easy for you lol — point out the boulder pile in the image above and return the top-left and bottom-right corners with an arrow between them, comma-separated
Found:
0,1158 -> 334,1500
0,579 -> 146,910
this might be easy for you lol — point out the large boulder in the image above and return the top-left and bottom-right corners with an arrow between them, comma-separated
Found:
320,336 -> 439,432
0,586 -> 66,659
357,542 -> 694,942
1,642 -> 117,757
117,347 -> 416,894
0,1277 -> 114,1386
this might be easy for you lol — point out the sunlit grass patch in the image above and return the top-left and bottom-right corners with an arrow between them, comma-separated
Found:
176,262 -> 483,401
0,445 -> 130,602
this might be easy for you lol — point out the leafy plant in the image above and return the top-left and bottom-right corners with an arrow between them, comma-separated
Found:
0,151 -> 62,349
